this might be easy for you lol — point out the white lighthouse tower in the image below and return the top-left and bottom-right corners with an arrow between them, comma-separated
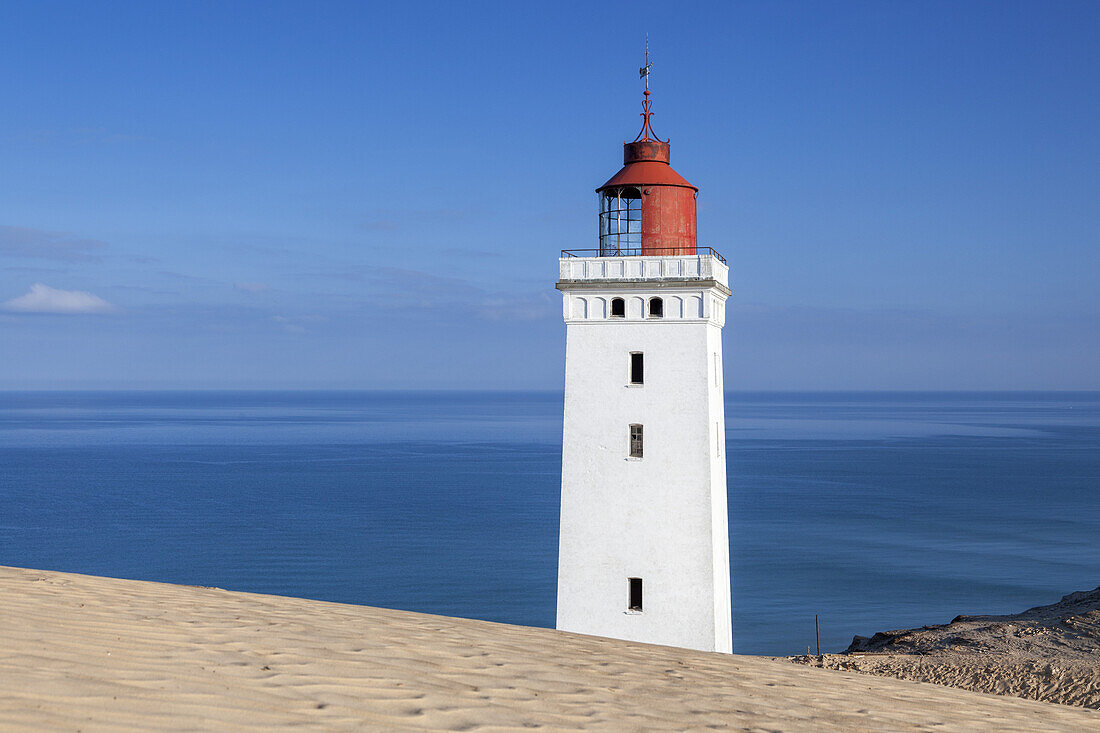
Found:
555,74 -> 732,653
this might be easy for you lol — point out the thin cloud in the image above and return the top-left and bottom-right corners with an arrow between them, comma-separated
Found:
20,127 -> 146,144
110,284 -> 180,296
0,226 -> 109,262
361,219 -> 399,232
234,281 -> 271,294
475,291 -> 555,321
2,283 -> 118,314
441,248 -> 503,258
361,208 -> 467,231
156,270 -> 216,283
272,314 -> 325,334
300,264 -> 483,293
3,265 -> 70,274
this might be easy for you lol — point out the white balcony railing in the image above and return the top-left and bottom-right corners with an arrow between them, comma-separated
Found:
558,250 -> 729,289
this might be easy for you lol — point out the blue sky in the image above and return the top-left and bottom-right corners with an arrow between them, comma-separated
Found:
1,0 -> 1097,389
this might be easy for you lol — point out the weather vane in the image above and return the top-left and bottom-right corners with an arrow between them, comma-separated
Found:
634,35 -> 664,143
639,34 -> 651,90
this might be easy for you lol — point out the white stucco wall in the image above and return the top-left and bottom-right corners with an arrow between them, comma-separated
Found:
556,254 -> 732,653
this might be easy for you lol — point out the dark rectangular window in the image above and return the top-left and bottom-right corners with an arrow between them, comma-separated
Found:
629,424 -> 643,458
630,352 -> 643,384
629,577 -> 643,611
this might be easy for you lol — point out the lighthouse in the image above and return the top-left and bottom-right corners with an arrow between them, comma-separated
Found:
555,68 -> 732,653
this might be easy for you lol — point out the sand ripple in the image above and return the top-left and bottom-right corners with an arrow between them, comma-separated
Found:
2,566 -> 1098,731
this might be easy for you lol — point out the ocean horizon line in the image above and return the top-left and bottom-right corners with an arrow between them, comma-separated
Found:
1,388 -> 1097,396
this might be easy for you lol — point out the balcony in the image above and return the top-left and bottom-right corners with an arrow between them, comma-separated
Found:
558,248 -> 729,290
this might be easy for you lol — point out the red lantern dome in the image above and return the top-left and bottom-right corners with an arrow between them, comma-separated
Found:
596,85 -> 697,256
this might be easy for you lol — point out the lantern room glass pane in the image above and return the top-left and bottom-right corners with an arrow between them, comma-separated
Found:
599,187 -> 642,256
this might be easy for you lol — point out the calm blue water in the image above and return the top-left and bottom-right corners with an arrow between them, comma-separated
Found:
1,391 -> 1097,656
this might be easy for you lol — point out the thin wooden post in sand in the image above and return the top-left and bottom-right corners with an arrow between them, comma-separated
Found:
816,615 -> 821,657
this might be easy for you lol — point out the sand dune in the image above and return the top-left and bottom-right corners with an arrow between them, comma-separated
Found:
793,587 -> 1100,709
2,566 -> 1098,731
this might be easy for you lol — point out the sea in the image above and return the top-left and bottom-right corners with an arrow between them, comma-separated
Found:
1,391 -> 1097,656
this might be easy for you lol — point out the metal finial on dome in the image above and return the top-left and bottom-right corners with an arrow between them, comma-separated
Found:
634,35 -> 667,144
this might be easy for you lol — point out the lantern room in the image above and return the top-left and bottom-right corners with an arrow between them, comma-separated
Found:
597,89 -> 698,256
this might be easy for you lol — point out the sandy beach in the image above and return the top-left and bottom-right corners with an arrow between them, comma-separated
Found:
792,587 -> 1100,710
1,566 -> 1097,731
